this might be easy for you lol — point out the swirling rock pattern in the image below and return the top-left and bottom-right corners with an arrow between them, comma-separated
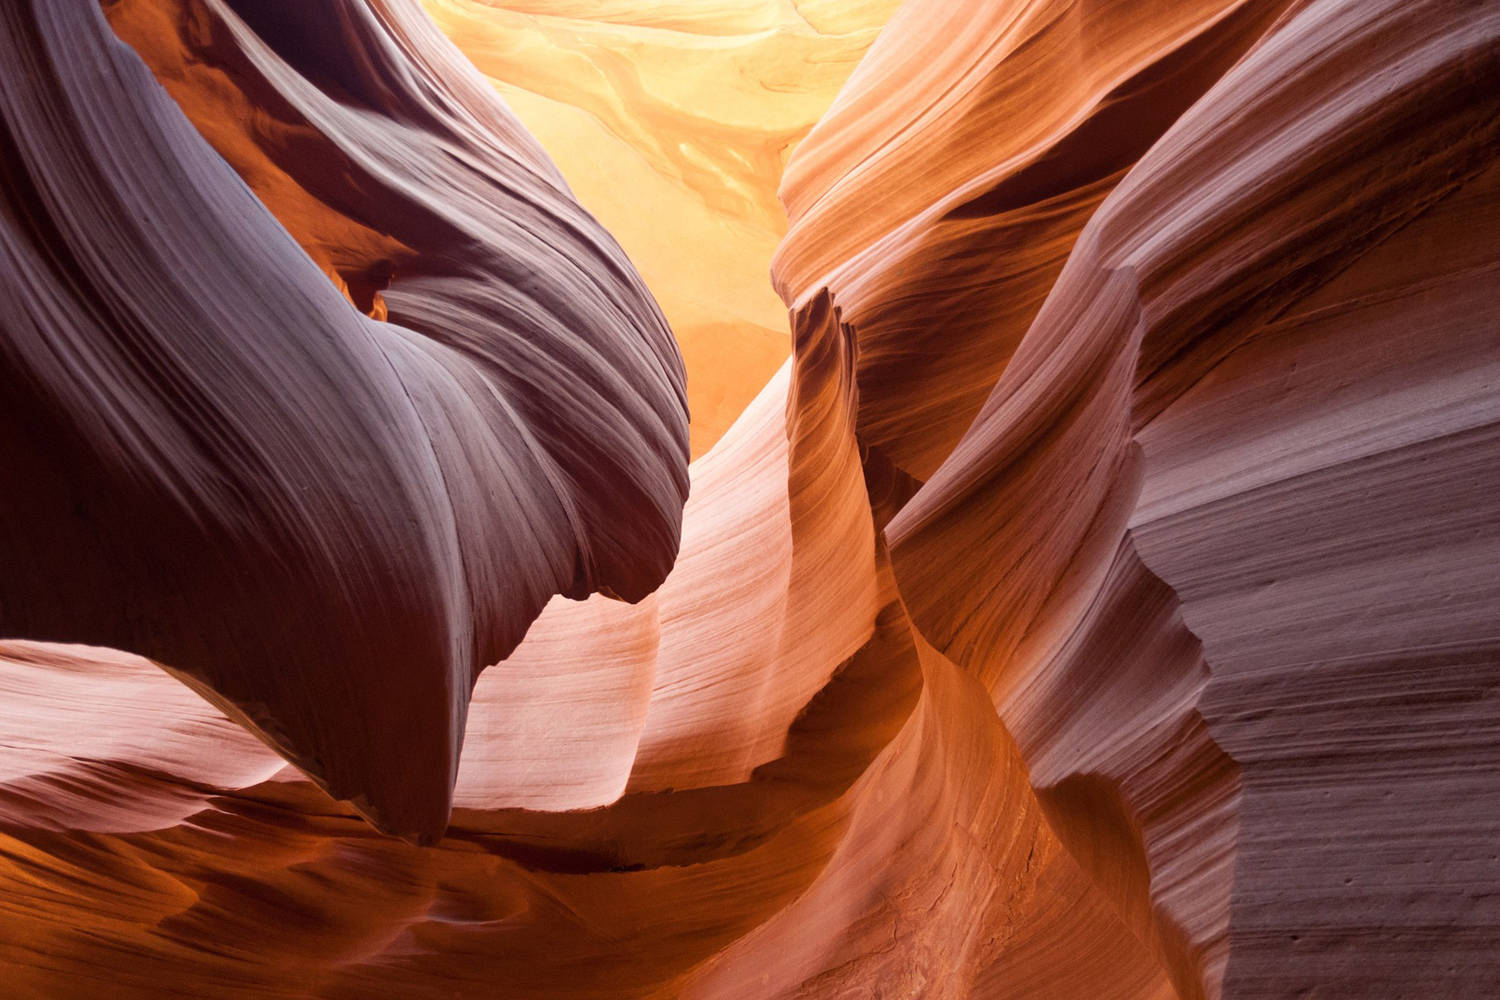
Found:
1,0 -> 1497,996
1,0 -> 688,842
877,0 -> 1500,995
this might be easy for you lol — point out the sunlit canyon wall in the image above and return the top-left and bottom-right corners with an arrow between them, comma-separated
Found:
1,1 -> 1496,998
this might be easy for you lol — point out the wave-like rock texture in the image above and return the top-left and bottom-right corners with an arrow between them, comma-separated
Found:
869,0 -> 1500,996
2,0 -> 1498,997
1,0 -> 689,842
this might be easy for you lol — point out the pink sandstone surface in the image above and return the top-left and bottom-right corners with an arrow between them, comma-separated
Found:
0,0 -> 1496,996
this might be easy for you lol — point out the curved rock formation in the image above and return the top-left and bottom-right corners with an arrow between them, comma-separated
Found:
1,0 -> 689,841
862,0 -> 1500,995
419,0 -> 900,455
2,0 -> 1497,996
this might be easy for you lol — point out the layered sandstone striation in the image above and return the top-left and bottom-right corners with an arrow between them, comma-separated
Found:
1,0 -> 1497,997
2,0 -> 689,842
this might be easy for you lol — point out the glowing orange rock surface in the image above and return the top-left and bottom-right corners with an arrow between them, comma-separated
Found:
418,0 -> 902,456
1,0 -> 1497,997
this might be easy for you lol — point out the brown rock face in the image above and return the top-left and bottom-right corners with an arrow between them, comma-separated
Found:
1,0 -> 689,842
1,0 -> 1497,997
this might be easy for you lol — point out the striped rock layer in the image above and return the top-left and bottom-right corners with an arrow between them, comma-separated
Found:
1,0 -> 1496,997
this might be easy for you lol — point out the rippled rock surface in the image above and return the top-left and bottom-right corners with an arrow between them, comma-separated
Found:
1,0 -> 1496,996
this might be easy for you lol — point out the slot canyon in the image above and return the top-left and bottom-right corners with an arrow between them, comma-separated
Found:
1,1 -> 1497,997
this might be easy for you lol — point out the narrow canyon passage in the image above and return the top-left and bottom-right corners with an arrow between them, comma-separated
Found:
0,1 -> 1496,998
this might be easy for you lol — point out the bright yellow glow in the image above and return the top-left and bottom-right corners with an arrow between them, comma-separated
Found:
421,0 -> 901,455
